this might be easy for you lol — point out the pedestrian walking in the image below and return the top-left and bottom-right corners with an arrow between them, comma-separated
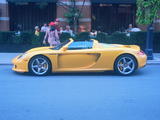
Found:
43,22 -> 60,47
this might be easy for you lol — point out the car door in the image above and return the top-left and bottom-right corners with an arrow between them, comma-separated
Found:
57,41 -> 100,70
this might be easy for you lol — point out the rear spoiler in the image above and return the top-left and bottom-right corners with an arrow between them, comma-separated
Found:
124,45 -> 140,51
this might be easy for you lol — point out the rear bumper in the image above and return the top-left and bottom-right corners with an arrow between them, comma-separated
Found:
137,54 -> 147,68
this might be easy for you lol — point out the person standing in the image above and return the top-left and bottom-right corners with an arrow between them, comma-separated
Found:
15,24 -> 22,36
59,26 -> 64,34
130,25 -> 141,32
63,25 -> 74,37
54,18 -> 60,30
126,24 -> 133,33
35,26 -> 40,36
41,23 -> 48,32
43,22 -> 60,47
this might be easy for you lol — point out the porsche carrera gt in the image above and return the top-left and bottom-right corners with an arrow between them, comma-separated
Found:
12,39 -> 147,76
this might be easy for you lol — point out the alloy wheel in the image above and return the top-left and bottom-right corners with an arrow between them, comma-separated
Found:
30,57 -> 49,75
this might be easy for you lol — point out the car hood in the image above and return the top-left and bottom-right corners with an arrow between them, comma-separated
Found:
26,46 -> 52,53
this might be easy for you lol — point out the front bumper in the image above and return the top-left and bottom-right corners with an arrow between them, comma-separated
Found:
12,56 -> 29,73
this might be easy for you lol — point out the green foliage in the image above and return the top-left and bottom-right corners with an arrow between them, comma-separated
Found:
0,32 -> 14,44
64,7 -> 81,25
136,0 -> 160,24
60,33 -> 72,42
106,32 -> 132,44
32,32 -> 45,45
0,32 -> 45,45
96,32 -> 108,43
63,0 -> 83,32
75,32 -> 90,41
129,32 -> 146,49
96,32 -> 146,45
0,31 -> 160,52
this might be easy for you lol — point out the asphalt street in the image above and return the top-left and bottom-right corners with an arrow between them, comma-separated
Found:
0,65 -> 160,120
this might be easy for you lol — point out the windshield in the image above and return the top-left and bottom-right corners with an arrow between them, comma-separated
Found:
52,40 -> 70,50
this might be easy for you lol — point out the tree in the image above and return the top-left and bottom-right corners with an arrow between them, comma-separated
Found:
57,0 -> 86,33
136,0 -> 160,24
136,0 -> 160,60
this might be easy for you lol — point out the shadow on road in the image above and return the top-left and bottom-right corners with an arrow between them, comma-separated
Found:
13,70 -> 144,77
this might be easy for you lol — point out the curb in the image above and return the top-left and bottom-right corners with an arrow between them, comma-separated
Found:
147,62 -> 160,65
0,63 -> 12,65
147,58 -> 160,65
147,63 -> 160,65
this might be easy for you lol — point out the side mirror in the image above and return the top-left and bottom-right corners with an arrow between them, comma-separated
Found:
62,46 -> 67,51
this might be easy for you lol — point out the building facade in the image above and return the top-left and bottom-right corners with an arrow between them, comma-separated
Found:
0,0 -> 9,31
0,0 -> 160,32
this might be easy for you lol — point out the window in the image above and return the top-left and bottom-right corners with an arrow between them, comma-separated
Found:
9,2 -> 56,31
52,40 -> 70,50
91,3 -> 136,33
68,41 -> 93,50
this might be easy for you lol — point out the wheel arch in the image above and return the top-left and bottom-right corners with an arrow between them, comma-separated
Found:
114,53 -> 138,70
28,54 -> 52,72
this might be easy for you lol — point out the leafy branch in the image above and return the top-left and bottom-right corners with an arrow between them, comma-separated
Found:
57,0 -> 86,33
136,0 -> 160,25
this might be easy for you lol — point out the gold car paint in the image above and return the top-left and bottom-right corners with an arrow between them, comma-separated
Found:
12,39 -> 147,73
12,56 -> 29,72
58,52 -> 100,69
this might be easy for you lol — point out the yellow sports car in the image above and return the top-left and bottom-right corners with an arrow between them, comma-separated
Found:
12,39 -> 147,76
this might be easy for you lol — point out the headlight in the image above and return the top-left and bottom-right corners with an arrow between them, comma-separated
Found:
17,53 -> 26,59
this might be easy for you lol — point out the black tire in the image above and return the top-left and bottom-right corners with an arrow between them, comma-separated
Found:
28,55 -> 51,76
114,54 -> 137,75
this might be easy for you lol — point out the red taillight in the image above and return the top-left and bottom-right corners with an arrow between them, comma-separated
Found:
137,50 -> 145,55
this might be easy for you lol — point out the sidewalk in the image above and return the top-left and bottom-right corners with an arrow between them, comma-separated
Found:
0,53 -> 160,65
0,53 -> 20,65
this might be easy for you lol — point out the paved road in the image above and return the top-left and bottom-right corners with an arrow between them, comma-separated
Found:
0,65 -> 160,120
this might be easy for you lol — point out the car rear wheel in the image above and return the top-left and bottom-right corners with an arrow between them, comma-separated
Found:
114,54 -> 137,75
29,55 -> 51,76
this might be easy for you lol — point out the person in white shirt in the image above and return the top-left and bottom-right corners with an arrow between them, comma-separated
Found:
41,23 -> 49,32
63,25 -> 74,37
126,24 -> 141,36
126,24 -> 141,32
130,27 -> 141,32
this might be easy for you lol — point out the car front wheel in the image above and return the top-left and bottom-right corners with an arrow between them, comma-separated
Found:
114,54 -> 137,75
29,55 -> 51,76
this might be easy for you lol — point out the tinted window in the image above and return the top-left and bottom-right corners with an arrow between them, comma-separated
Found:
52,40 -> 70,50
68,41 -> 93,50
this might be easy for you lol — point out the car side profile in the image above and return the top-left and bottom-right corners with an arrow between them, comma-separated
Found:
12,39 -> 147,76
